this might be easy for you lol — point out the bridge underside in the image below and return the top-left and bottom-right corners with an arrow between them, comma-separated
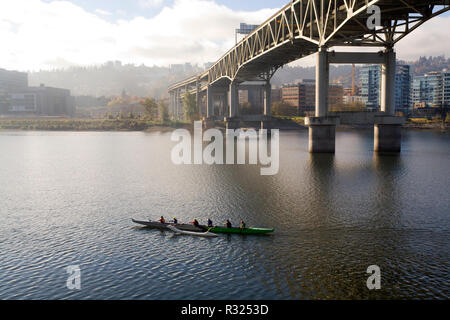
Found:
168,0 -> 449,152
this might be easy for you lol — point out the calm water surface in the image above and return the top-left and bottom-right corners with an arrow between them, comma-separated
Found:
0,129 -> 449,300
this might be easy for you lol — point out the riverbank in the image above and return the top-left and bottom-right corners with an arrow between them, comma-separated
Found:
0,118 -> 191,132
0,117 -> 447,132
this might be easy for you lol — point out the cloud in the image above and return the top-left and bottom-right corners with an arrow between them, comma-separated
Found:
0,0 -> 449,71
0,0 -> 276,71
95,9 -> 112,16
139,0 -> 166,8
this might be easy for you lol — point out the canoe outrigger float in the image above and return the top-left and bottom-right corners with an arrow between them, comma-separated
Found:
132,219 -> 274,235
167,225 -> 218,238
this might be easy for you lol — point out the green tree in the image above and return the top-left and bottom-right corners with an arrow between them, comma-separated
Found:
158,100 -> 169,123
141,98 -> 158,120
183,92 -> 198,121
272,101 -> 297,117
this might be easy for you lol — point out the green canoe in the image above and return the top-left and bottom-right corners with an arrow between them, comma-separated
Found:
207,226 -> 274,235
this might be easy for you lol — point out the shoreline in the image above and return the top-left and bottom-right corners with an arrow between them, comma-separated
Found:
0,118 -> 447,132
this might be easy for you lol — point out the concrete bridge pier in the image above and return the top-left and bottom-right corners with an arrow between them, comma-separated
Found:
305,116 -> 340,153
375,49 -> 404,153
203,86 -> 215,129
261,81 -> 273,130
225,82 -> 240,130
374,116 -> 405,153
306,47 -> 338,153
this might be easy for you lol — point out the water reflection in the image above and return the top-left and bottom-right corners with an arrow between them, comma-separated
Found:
0,130 -> 448,299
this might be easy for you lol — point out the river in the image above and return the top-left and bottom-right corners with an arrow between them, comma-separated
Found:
0,128 -> 448,299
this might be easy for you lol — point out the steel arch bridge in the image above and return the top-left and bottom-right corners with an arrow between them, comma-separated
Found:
168,0 -> 449,123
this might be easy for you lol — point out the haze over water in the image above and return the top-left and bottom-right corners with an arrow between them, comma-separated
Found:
0,129 -> 448,299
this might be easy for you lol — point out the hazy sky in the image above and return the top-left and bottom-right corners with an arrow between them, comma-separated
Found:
1,0 -> 449,71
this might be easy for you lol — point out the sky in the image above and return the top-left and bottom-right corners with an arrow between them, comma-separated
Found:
1,0 -> 450,71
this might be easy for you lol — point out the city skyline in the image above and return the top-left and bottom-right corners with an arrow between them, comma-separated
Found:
1,0 -> 450,71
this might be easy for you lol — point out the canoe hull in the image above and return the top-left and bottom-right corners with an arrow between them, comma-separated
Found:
208,226 -> 274,235
132,219 -> 204,232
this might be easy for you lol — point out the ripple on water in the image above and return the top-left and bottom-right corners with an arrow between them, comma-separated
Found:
0,130 -> 449,299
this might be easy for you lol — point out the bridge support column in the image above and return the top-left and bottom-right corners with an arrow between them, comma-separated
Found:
305,117 -> 340,153
376,49 -> 403,152
203,86 -> 215,128
261,81 -> 273,130
306,47 -> 336,153
225,82 -> 240,129
316,47 -> 329,117
374,116 -> 405,153
228,82 -> 239,118
174,89 -> 180,120
381,49 -> 396,116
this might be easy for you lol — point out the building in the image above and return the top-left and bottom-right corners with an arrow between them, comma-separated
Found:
0,69 -> 29,113
412,72 -> 443,108
359,65 -> 381,111
359,64 -> 412,113
0,68 -> 74,116
7,84 -> 75,116
412,70 -> 450,111
443,70 -> 450,108
395,65 -> 411,114
343,95 -> 364,104
235,23 -> 259,43
282,81 -> 315,115
282,80 -> 343,115
329,85 -> 344,107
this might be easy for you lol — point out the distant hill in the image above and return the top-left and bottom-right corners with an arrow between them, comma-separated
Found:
272,65 -> 353,86
29,62 -> 202,99
400,56 -> 450,76
28,56 -> 449,99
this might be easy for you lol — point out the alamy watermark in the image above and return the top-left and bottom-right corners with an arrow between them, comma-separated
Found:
366,5 -> 381,30
366,265 -> 381,290
66,265 -> 81,290
171,121 -> 280,176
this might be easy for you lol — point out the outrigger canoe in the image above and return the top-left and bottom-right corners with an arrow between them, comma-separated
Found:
132,219 -> 274,235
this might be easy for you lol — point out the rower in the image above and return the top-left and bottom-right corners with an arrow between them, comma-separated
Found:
173,217 -> 178,225
207,219 -> 213,228
191,219 -> 200,228
159,216 -> 166,224
225,220 -> 232,228
240,220 -> 246,229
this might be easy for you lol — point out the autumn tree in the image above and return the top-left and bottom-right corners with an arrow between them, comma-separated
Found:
141,98 -> 158,120
182,92 -> 198,121
158,100 -> 169,123
271,101 -> 297,117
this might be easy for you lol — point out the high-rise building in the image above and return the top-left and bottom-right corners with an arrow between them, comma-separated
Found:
235,23 -> 258,43
359,65 -> 381,111
412,72 -> 443,108
359,64 -> 412,113
395,65 -> 411,114
442,70 -> 450,108
412,70 -> 450,109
